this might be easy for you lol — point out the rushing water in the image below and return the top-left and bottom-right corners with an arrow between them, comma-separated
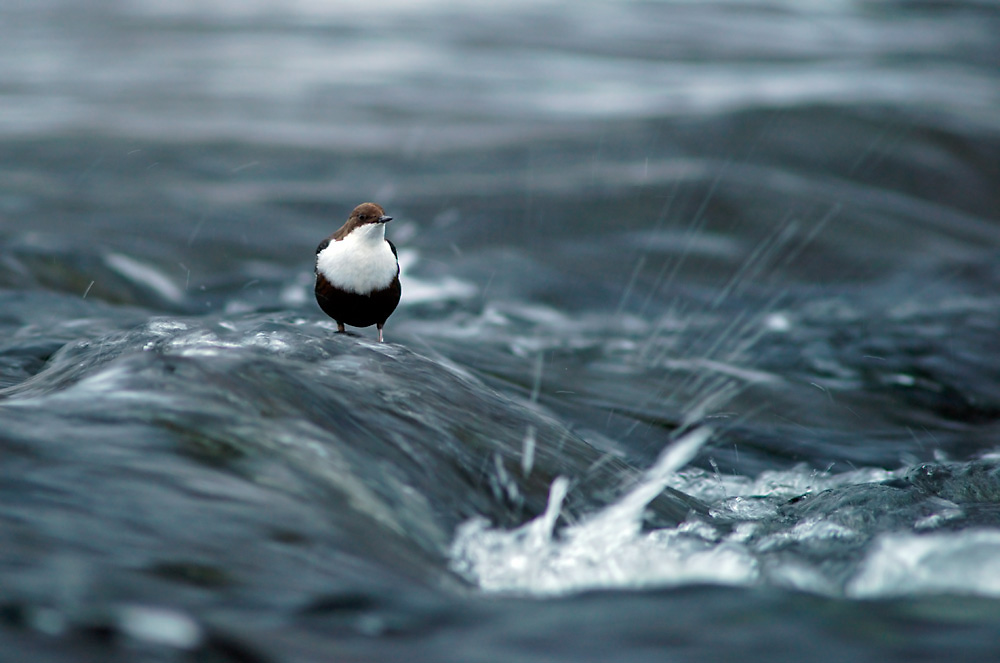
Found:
2,1 -> 1000,661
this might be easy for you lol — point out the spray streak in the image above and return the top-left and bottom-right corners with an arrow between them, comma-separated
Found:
616,255 -> 647,315
529,352 -> 544,403
654,158 -> 734,299
521,425 -> 536,477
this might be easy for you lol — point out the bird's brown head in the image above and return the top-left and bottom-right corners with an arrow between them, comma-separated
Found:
350,202 -> 392,227
333,202 -> 392,240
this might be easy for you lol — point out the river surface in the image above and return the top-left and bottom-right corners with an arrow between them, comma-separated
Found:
2,1 -> 1000,661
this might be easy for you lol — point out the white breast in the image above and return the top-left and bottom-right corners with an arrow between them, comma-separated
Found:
316,223 -> 397,294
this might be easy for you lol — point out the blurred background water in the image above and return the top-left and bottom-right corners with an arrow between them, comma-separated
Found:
2,1 -> 1000,661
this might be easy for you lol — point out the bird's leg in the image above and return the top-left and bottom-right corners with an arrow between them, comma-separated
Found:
377,323 -> 384,343
337,322 -> 345,333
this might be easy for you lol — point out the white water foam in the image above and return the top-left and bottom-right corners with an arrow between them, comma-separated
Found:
848,530 -> 1000,599
450,429 -> 1000,599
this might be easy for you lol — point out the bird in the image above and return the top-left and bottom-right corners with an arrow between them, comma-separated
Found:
314,202 -> 401,342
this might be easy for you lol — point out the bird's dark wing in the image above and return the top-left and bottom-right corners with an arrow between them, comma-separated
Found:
316,238 -> 331,255
386,239 -> 399,275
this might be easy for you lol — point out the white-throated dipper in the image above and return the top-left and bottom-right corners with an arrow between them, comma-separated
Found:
314,202 -> 401,342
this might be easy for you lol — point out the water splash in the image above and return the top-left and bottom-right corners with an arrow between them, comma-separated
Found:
448,428 -> 761,595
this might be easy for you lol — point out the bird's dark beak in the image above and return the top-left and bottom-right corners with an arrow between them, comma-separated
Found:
379,215 -> 393,223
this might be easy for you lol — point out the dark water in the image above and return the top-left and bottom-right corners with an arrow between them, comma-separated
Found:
3,1 -> 1000,661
